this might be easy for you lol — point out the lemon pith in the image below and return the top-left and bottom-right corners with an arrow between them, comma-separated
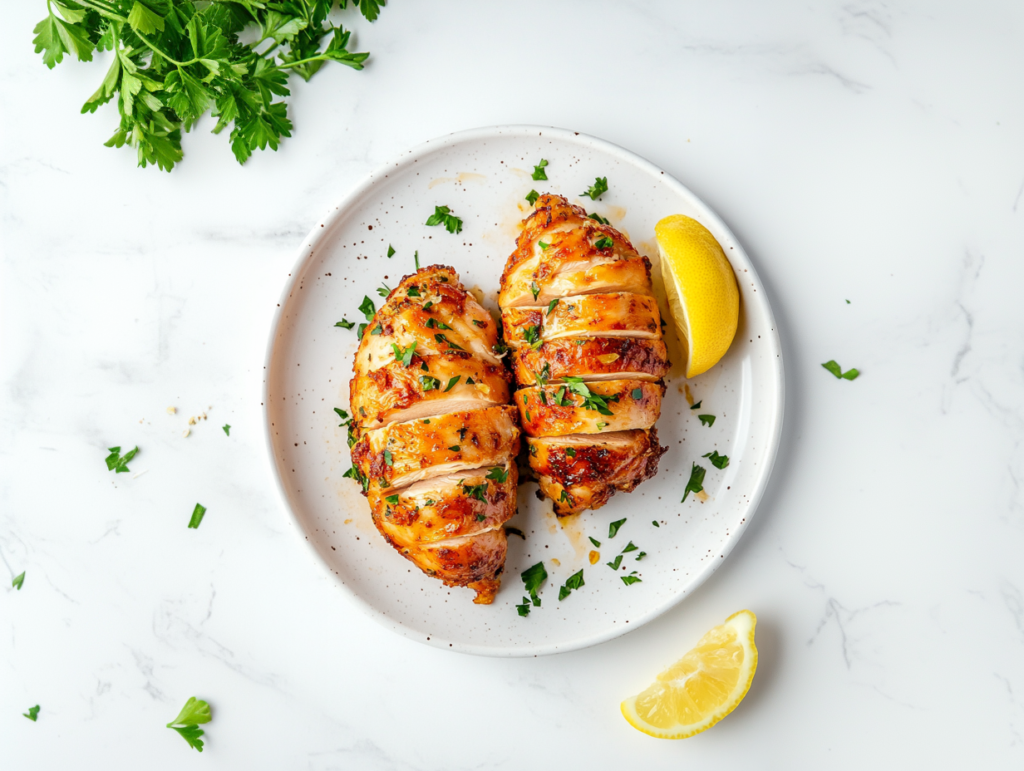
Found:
621,610 -> 757,739
655,215 -> 740,379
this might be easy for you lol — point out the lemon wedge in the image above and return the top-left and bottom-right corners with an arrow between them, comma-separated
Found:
621,609 -> 757,739
655,214 -> 740,378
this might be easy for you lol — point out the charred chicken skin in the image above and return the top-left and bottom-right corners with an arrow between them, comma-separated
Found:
500,194 -> 668,515
348,266 -> 519,603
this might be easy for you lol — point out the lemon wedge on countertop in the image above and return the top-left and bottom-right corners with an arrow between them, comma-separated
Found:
655,214 -> 740,378
621,609 -> 757,739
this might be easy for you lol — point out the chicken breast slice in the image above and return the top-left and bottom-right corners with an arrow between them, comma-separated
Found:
351,405 -> 521,490
512,338 -> 670,385
515,380 -> 663,437
502,293 -> 661,348
402,528 -> 509,605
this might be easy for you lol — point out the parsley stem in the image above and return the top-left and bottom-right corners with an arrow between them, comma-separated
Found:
73,0 -> 128,23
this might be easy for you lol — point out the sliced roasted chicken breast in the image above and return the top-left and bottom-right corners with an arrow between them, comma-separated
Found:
512,338 -> 670,385
516,380 -> 663,437
502,293 -> 661,348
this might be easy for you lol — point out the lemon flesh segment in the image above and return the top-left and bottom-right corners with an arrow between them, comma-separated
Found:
655,215 -> 740,379
621,610 -> 757,739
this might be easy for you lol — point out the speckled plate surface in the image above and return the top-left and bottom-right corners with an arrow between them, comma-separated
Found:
263,126 -> 784,656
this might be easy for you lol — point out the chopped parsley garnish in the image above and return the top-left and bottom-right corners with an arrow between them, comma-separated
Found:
698,414 -> 715,427
589,536 -> 601,547
444,376 -> 461,392
559,489 -> 575,506
636,552 -> 647,560
105,445 -> 138,474
565,447 -> 576,458
547,299 -> 559,315
369,324 -> 383,336
563,377 -> 618,415
391,341 -> 417,367
425,205 -> 463,234
530,281 -> 540,300
414,250 -> 420,269
383,449 -> 393,467
531,159 -> 549,180
434,333 -> 463,350
486,467 -> 510,483
222,424 -> 231,436
621,574 -> 642,586
476,514 -> 486,521
23,704 -> 40,721
631,388 -> 643,399
594,236 -> 613,250
167,697 -> 211,753
553,386 -> 570,406
448,445 -> 462,453
558,569 -> 585,600
588,211 -> 610,225
621,541 -> 638,553
376,282 -> 391,298
387,244 -> 395,259
12,571 -> 25,590
702,450 -> 730,469
522,561 -> 547,607
335,318 -> 355,329
596,421 -> 608,430
681,463 -> 706,502
534,362 -> 551,386
538,240 -> 550,250
652,520 -> 660,527
516,597 -> 532,616
342,466 -> 370,492
822,360 -> 860,380
407,285 -> 421,297
606,555 -> 622,570
385,494 -> 399,505
466,377 -> 475,384
358,296 -> 376,320
420,375 -> 441,391
523,325 -> 542,347
472,319 -> 486,328
525,189 -> 540,205
580,176 -> 608,200
539,391 -> 548,405
690,400 -> 702,410
188,503 -> 207,529
608,518 -> 627,538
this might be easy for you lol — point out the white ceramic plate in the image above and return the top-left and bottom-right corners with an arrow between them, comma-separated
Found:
264,126 -> 783,657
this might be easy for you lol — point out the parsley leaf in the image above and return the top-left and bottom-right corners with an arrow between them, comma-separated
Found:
606,554 -> 623,570
534,362 -> 551,386
444,376 -> 461,392
516,597 -> 532,616
842,368 -> 861,380
636,551 -> 646,560
565,447 -> 576,458
530,281 -> 540,300
538,240 -> 550,250
522,561 -> 547,607
631,388 -> 643,399
702,450 -> 730,469
387,244 -> 395,258
105,445 -> 138,474
486,467 -> 510,483
414,250 -> 420,269
698,414 -> 716,427
222,424 -> 230,436
681,463 -> 706,502
434,333 -> 463,351
690,400 -> 702,410
391,341 -> 417,367
525,189 -> 540,205
621,574 -> 642,586
547,299 -> 559,315
358,296 -> 376,321
823,360 -> 861,380
376,282 -> 391,298
12,571 -> 25,590
523,325 -> 542,348
333,407 -> 351,427
335,318 -> 355,329
23,704 -> 40,722
588,211 -> 610,225
167,696 -> 211,752
558,569 -> 585,600
580,177 -> 609,200
407,285 -> 421,297
621,541 -> 638,553
652,520 -> 660,527
563,377 -> 618,415
188,503 -> 207,530
425,205 -> 463,234
385,494 -> 399,505
531,159 -> 549,180
383,449 -> 393,467
419,375 -> 440,391
594,236 -> 613,250
608,518 -> 627,538
589,536 -> 601,547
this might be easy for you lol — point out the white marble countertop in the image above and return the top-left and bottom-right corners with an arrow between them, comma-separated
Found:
3,1 -> 1023,767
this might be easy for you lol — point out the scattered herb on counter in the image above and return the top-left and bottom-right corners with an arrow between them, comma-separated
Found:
703,450 -> 730,469
486,467 -> 509,483
822,360 -> 860,380
607,555 -> 622,570
558,569 -> 585,600
594,236 -> 613,250
188,503 -> 207,529
525,189 -> 540,205
621,574 -> 642,586
608,518 -> 627,538
444,376 -> 461,392
425,205 -> 463,234
222,424 -> 230,436
690,400 -> 702,410
681,463 -> 706,503
419,375 -> 440,391
34,2 -> 378,171
581,177 -> 608,200
522,561 -> 547,607
167,696 -> 211,752
391,341 -> 417,367
698,414 -> 715,427
387,244 -> 395,259
621,541 -> 638,553
546,298 -> 559,315
12,571 -> 26,590
335,318 -> 355,329
24,704 -> 40,721
105,445 -> 138,474
589,536 -> 601,547
531,159 -> 549,180
588,211 -> 610,225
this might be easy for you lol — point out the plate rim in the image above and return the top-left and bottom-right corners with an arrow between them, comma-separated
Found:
262,124 -> 786,657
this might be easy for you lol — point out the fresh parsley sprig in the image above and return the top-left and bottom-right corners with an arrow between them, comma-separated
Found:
167,696 -> 211,752
521,561 -> 547,610
425,205 -> 464,234
581,177 -> 608,200
34,1 -> 379,171
681,463 -> 706,502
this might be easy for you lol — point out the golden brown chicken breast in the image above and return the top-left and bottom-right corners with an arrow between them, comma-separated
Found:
346,266 -> 520,603
499,194 -> 668,515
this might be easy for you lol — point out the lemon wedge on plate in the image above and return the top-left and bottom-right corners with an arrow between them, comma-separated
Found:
655,214 -> 740,378
621,609 -> 757,739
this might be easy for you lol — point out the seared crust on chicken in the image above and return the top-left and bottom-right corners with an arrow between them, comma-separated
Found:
347,266 -> 520,603
500,195 -> 668,515
512,338 -> 670,385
